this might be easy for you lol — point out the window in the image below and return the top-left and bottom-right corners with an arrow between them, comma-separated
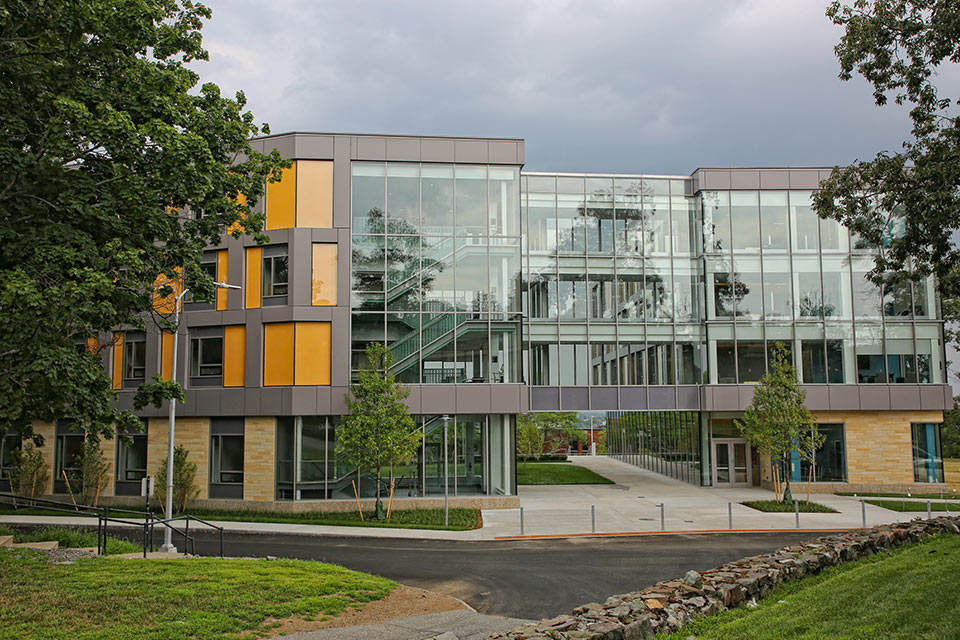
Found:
190,330 -> 224,385
210,417 -> 244,499
813,424 -> 846,482
262,247 -> 289,301
185,252 -> 218,306
0,434 -> 20,488
912,423 -> 944,483
116,430 -> 147,490
53,420 -> 84,494
123,332 -> 146,386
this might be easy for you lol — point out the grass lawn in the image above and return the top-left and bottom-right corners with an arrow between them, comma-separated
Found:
837,491 -> 960,499
0,547 -> 393,640
517,462 -> 614,485
865,499 -> 960,513
0,505 -> 482,531
0,524 -> 141,555
656,534 -> 960,639
741,500 -> 838,513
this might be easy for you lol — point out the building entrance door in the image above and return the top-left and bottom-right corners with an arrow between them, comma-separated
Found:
713,439 -> 751,487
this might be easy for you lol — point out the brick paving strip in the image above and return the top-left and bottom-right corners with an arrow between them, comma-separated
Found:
489,515 -> 960,640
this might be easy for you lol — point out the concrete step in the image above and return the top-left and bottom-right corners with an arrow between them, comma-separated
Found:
11,541 -> 59,550
0,535 -> 13,547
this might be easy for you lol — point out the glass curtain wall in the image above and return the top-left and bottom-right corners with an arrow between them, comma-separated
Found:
277,414 -> 515,500
605,411 -> 703,485
702,189 -> 941,384
352,163 -> 522,384
524,174 -> 704,387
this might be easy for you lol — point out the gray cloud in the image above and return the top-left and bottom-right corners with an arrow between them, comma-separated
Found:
197,0 -> 915,174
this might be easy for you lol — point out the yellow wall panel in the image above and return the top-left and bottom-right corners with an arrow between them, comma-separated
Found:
152,268 -> 182,314
263,323 -> 294,386
160,332 -> 173,381
111,332 -> 123,389
311,244 -> 338,306
216,250 -> 229,310
266,162 -> 297,230
294,322 -> 331,385
296,161 -> 333,228
223,325 -> 246,387
245,247 -> 262,309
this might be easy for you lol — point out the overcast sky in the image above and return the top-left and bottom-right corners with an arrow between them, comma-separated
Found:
195,0 -> 921,176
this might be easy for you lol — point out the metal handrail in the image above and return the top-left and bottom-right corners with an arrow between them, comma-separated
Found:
148,514 -> 224,558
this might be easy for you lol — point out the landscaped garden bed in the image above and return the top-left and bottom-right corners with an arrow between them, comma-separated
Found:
741,500 -> 838,513
517,463 -> 614,485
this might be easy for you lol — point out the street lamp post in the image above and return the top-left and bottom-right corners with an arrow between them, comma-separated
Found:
442,414 -> 450,527
161,281 -> 240,553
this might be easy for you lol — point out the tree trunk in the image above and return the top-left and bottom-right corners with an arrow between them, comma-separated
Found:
783,452 -> 793,503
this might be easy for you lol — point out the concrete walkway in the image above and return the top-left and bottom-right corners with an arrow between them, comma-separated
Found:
1,456 -> 949,541
270,611 -> 532,640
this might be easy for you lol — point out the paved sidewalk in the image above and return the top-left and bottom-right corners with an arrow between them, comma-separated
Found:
0,456 -> 942,541
270,611 -> 532,640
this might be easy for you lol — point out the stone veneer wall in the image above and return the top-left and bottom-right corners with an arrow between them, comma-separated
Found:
945,459 -> 960,487
243,417 -> 276,502
493,516 -> 960,640
146,417 -> 210,500
32,422 -> 55,495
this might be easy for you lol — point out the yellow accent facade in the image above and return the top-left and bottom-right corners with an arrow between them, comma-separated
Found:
216,250 -> 229,310
296,161 -> 334,228
245,247 -> 262,309
266,163 -> 297,230
294,322 -> 332,385
311,244 -> 338,306
223,325 -> 246,387
160,332 -> 174,381
263,323 -> 295,386
111,332 -> 123,389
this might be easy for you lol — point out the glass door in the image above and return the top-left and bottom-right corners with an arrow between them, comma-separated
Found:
713,439 -> 751,487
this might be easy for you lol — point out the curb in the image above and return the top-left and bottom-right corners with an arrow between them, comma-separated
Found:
494,528 -> 854,541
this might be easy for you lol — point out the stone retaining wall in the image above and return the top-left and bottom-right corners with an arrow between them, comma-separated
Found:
491,516 -> 960,640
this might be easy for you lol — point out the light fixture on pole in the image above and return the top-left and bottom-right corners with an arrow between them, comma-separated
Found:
442,414 -> 450,527
161,280 -> 240,553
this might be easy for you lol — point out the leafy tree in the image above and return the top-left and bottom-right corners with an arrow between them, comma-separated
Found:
0,1 -> 287,445
10,442 -> 49,499
154,445 -> 199,515
942,396 -> 960,459
815,1 -> 960,300
736,344 -> 825,503
64,439 -> 111,507
341,342 -> 421,519
517,412 -> 587,455
515,416 -> 545,467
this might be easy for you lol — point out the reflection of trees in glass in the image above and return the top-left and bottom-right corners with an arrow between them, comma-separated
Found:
713,271 -> 749,317
797,292 -> 837,318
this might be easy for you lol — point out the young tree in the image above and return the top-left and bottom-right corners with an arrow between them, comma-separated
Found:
0,1 -> 287,445
65,439 -> 111,507
341,342 -> 421,520
10,442 -> 49,500
736,345 -> 825,503
154,445 -> 199,515
815,1 -> 960,301
516,415 -> 545,467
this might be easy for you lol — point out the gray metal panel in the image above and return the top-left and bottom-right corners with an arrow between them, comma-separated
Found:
261,307 -> 295,323
859,385 -> 891,410
220,389 -> 245,416
261,387 -> 283,415
488,141 -> 518,164
455,139 -> 488,163
456,385 -> 491,413
590,387 -> 618,410
115,392 -> 135,413
281,387 -> 293,415
310,228 -> 339,242
420,138 -> 456,162
759,170 -> 790,189
729,170 -> 760,189
702,171 -> 731,190
920,385 -> 948,410
182,389 -> 197,415
244,313 -> 263,388
291,306 -> 332,321
144,327 -> 160,389
828,385 -> 860,410
699,386 -> 713,411
333,136 -> 352,229
713,386 -> 740,411
403,386 -> 421,414
738,386 -> 756,410
195,389 -> 220,416
294,135 -> 335,160
490,385 -> 521,414
619,387 -> 647,410
648,387 -> 676,410
420,385 -> 457,413
331,307 -> 351,386
331,387 -> 349,414
519,388 -> 530,413
819,170 -> 834,183
676,386 -> 700,410
889,385 -> 922,410
291,387 -> 318,415
515,140 -> 525,165
262,135 -> 296,159
802,385 -> 830,410
290,230 -> 312,307
316,387 -> 332,415
337,229 -> 351,307
355,137 -> 387,160
244,388 -> 261,415
220,310 -> 247,325
560,387 -> 589,410
530,387 -> 559,411
385,137 -> 421,161
789,170 -> 822,189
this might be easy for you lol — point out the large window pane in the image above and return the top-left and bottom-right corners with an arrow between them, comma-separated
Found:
912,423 -> 944,483
730,192 -> 760,251
455,165 -> 487,236
352,163 -> 385,234
422,165 -> 454,235
386,164 -> 420,233
760,192 -> 789,250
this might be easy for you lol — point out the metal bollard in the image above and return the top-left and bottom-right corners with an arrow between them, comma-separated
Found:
728,502 -> 733,530
794,500 -> 800,529
659,503 -> 665,531
591,504 -> 596,534
861,500 -> 866,528
927,500 -> 932,520
520,507 -> 524,536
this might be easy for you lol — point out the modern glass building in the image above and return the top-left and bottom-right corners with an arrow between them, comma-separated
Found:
7,132 -> 950,509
